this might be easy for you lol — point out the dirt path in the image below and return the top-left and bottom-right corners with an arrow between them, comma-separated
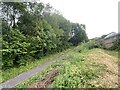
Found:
0,51 -> 71,89
87,49 -> 118,88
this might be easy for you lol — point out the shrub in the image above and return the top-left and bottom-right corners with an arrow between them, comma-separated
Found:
83,40 -> 101,49
2,59 -> 13,69
110,38 -> 120,51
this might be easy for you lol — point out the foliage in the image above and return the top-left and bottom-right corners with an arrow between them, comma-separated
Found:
15,49 -> 72,88
69,23 -> 88,45
2,29 -> 30,68
81,40 -> 101,49
51,53 -> 100,88
16,47 -> 106,88
1,50 -> 68,83
110,38 -> 120,51
1,2 -> 88,69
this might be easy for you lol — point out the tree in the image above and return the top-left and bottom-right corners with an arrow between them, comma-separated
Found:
2,2 -> 88,69
69,23 -> 88,45
1,2 -> 26,28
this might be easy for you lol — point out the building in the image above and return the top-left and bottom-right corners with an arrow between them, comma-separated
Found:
102,32 -> 120,49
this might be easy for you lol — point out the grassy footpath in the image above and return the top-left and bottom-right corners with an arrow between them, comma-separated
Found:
16,45 -> 118,88
1,48 -> 73,84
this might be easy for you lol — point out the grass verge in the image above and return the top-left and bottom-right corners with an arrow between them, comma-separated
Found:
16,47 -> 107,88
103,49 -> 119,57
1,48 -> 72,84
50,50 -> 105,88
16,53 -> 72,88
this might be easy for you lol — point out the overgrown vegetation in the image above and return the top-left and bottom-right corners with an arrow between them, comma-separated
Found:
1,2 -> 88,69
51,56 -> 100,88
16,45 -> 106,88
50,47 -> 105,88
74,40 -> 102,53
1,1 -> 118,88
16,53 -> 72,88
0,48 -> 71,83
110,38 -> 120,51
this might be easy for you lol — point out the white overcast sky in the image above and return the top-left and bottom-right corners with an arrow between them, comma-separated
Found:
39,0 -> 119,39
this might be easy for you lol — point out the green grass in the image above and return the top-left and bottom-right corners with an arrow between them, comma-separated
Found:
103,49 -> 119,57
16,47 -> 106,88
16,52 -> 73,88
15,43 -> 118,88
1,48 -> 72,84
51,51 -> 105,88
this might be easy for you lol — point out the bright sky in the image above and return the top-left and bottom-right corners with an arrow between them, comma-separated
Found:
40,0 -> 119,39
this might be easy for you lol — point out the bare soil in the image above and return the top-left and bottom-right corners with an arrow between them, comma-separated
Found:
27,67 -> 60,89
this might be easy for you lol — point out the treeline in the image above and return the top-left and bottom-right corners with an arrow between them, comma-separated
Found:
1,2 -> 88,69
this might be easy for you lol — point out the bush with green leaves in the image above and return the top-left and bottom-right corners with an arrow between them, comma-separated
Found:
2,29 -> 31,69
1,2 -> 88,69
110,38 -> 120,51
74,40 -> 101,54
82,40 -> 101,49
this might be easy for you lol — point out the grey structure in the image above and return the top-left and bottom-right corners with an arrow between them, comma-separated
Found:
102,32 -> 120,48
